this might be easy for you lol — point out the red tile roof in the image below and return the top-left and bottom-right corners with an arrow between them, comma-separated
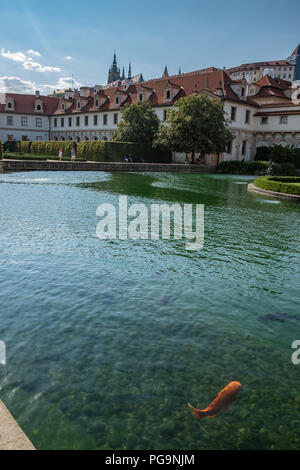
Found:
0,93 -> 59,115
52,69 -> 253,116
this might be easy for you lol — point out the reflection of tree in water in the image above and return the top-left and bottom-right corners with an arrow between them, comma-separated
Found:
77,173 -> 227,206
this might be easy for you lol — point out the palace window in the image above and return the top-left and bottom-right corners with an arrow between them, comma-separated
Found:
231,107 -> 237,121
7,116 -> 13,126
280,116 -> 288,124
241,141 -> 247,156
261,117 -> 268,124
61,118 -> 64,127
227,141 -> 232,154
69,117 -> 72,127
163,109 -> 167,121
85,116 -> 89,126
36,118 -> 42,128
114,113 -> 118,125
54,118 -> 57,128
76,116 -> 80,127
245,110 -> 250,124
94,115 -> 98,126
21,117 -> 28,127
103,114 -> 108,125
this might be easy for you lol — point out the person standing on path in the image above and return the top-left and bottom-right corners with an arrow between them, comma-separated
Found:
71,146 -> 76,163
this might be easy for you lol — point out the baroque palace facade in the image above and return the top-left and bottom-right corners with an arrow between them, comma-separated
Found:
0,48 -> 300,164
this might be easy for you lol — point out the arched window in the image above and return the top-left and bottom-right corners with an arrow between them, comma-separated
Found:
94,136 -> 98,140
62,137 -> 65,141
166,90 -> 171,100
103,136 -> 108,141
85,136 -> 89,141
76,137 -> 80,142
7,102 -> 12,109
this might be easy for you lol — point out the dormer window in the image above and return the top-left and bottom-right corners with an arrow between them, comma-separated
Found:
36,104 -> 41,111
77,101 -> 81,110
95,99 -> 99,107
61,103 -> 65,111
139,93 -> 143,101
5,98 -> 15,111
115,96 -> 119,105
166,90 -> 171,100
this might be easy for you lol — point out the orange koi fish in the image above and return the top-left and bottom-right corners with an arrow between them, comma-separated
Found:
188,381 -> 242,419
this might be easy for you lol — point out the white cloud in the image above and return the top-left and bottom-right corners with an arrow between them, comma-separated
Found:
1,48 -> 27,63
27,49 -> 41,57
1,48 -> 61,73
0,76 -> 36,94
23,61 -> 61,73
0,75 -> 83,96
64,56 -> 73,61
41,77 -> 83,93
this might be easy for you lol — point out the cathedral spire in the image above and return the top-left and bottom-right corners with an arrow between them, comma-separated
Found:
128,62 -> 132,80
121,66 -> 125,80
162,65 -> 169,78
178,66 -> 182,75
108,50 -> 121,84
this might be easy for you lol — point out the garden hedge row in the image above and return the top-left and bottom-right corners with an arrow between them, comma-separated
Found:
255,145 -> 300,168
10,140 -> 172,163
253,176 -> 300,196
217,160 -> 269,174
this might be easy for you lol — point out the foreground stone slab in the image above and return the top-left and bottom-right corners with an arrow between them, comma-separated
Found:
0,400 -> 35,450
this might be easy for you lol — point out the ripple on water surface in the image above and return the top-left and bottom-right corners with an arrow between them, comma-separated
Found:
0,171 -> 299,450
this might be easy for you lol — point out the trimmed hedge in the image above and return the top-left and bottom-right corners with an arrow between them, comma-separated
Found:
253,176 -> 300,196
217,160 -> 269,174
11,140 -> 172,163
255,145 -> 300,168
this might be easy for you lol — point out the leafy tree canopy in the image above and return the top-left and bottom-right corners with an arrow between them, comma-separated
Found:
154,94 -> 234,160
112,100 -> 160,146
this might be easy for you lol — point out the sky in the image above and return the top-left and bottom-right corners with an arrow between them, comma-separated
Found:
0,0 -> 299,95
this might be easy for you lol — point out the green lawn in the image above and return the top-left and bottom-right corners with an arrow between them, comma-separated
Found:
4,152 -> 86,162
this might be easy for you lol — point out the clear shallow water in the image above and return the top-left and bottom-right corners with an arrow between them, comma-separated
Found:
0,171 -> 299,450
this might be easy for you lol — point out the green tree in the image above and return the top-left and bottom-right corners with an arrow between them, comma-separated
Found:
112,101 -> 160,146
154,94 -> 234,163
269,144 -> 293,164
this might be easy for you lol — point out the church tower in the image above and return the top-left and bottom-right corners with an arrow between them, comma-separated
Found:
108,51 -> 121,84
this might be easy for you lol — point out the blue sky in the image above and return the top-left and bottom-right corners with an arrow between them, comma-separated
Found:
0,0 -> 299,94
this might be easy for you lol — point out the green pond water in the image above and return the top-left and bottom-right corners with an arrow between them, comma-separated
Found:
0,171 -> 299,450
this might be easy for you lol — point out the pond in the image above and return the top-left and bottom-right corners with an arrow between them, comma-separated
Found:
0,171 -> 299,450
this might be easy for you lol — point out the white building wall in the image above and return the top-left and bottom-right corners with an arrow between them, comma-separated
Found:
0,114 -> 49,142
